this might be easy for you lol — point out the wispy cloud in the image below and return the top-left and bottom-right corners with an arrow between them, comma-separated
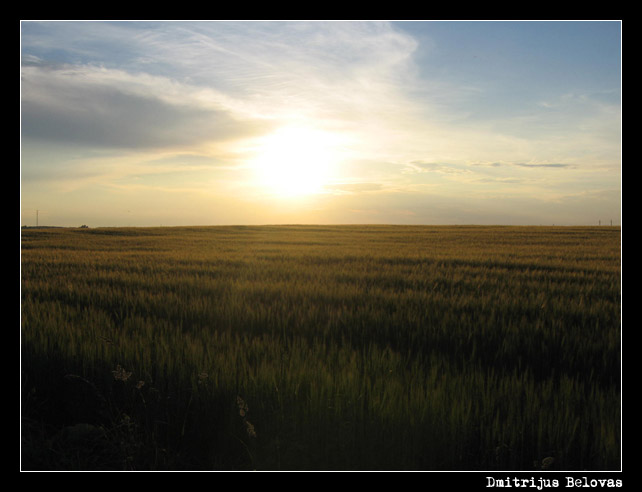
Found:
513,162 -> 571,168
477,162 -> 573,169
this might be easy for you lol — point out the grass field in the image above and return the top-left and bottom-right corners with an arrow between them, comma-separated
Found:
20,225 -> 621,471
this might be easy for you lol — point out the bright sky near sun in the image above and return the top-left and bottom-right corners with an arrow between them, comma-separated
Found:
20,20 -> 621,227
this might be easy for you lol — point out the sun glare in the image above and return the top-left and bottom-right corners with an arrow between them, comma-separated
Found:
250,126 -> 344,198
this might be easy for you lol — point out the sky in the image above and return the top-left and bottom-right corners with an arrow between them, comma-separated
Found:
20,20 -> 621,227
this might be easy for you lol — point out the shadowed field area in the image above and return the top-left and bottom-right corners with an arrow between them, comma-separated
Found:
21,225 -> 621,470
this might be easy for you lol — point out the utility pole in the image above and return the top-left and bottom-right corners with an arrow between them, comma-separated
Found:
36,209 -> 38,227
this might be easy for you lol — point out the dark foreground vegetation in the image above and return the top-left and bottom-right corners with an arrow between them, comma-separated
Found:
21,225 -> 621,470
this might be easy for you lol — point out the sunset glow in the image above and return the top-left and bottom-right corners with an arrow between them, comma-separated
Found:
20,21 -> 621,226
248,126 -> 346,198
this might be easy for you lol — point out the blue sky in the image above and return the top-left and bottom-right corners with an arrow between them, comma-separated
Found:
20,21 -> 621,226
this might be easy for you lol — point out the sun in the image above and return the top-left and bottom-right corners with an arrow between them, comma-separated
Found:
249,126 -> 343,198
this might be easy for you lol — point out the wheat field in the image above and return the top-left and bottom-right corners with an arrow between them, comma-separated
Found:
20,225 -> 621,471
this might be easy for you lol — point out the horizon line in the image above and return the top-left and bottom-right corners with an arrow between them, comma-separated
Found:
20,222 -> 622,229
